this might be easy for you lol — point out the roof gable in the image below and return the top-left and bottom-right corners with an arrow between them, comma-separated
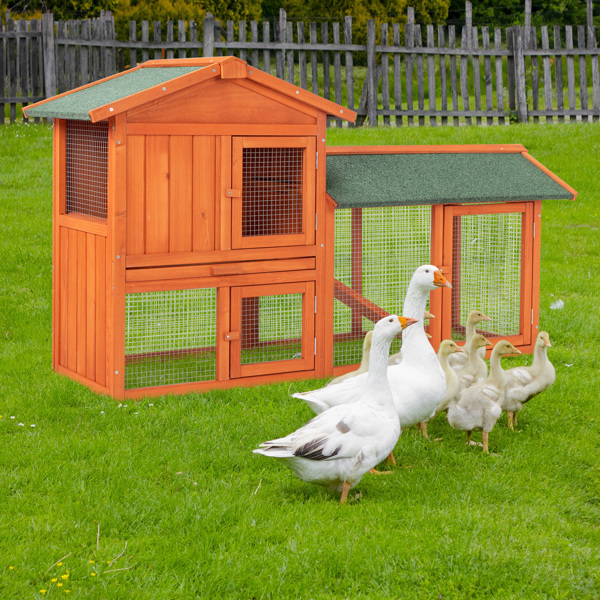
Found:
23,57 -> 356,123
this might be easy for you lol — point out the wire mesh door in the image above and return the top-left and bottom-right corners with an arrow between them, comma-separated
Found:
230,282 -> 315,378
444,203 -> 534,347
333,206 -> 433,368
231,137 -> 316,249
124,288 -> 218,390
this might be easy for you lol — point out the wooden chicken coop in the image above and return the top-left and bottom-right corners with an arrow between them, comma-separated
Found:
24,57 -> 576,399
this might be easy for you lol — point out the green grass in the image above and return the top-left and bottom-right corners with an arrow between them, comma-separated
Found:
1,121 -> 600,599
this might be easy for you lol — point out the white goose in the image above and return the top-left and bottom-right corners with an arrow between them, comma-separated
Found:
501,331 -> 555,429
253,315 -> 417,503
447,340 -> 521,453
293,266 -> 451,459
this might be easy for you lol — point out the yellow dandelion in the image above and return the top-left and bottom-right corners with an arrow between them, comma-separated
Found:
57,562 -> 63,566
61,574 -> 69,580
57,583 -> 63,587
51,578 -> 57,582
65,591 -> 71,594
91,572 -> 96,577
89,560 -> 95,564
40,590 -> 47,595
9,566 -> 14,570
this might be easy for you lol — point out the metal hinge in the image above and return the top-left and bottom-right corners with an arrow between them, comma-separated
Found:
314,296 -> 317,313
316,151 -> 318,169
315,213 -> 318,230
531,309 -> 534,325
533,222 -> 535,238
314,338 -> 317,355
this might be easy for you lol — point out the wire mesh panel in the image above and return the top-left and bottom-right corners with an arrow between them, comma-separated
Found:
242,147 -> 304,237
451,212 -> 522,339
240,293 -> 304,365
125,288 -> 217,389
65,120 -> 108,220
333,206 -> 432,367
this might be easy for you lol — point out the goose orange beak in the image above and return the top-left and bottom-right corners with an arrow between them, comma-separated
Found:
481,313 -> 492,321
399,316 -> 418,330
544,338 -> 552,347
433,270 -> 452,289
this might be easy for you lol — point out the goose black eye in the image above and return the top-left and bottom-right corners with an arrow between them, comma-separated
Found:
425,269 -> 429,273
388,318 -> 394,323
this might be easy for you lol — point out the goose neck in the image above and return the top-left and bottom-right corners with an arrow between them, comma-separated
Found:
489,349 -> 506,385
403,282 -> 429,320
365,333 -> 394,388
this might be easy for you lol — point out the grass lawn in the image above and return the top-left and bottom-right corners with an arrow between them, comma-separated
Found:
1,121 -> 599,599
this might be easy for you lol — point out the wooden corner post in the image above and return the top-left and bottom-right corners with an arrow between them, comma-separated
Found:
107,114 -> 127,399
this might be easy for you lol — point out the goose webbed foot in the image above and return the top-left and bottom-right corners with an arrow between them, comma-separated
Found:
369,468 -> 392,475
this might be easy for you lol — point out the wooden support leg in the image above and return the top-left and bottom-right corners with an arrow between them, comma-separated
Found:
507,411 -> 514,430
482,430 -> 489,453
340,481 -> 352,504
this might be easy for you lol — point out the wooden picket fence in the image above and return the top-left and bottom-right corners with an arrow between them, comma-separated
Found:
1,4 -> 599,126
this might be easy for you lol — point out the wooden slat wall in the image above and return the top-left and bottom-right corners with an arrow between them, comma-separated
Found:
6,8 -> 600,127
57,226 -> 107,388
126,134 -> 216,257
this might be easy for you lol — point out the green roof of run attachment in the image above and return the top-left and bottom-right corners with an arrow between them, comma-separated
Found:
326,152 -> 575,207
25,66 -> 203,121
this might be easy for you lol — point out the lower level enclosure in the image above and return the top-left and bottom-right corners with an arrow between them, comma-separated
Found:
123,203 -> 529,392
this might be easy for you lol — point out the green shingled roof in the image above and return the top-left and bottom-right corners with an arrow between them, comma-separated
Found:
25,66 -> 203,121
326,153 -> 574,207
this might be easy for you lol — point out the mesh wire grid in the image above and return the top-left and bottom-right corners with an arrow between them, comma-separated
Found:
241,293 -> 304,365
65,120 -> 109,220
333,206 -> 432,367
125,288 -> 217,389
451,212 -> 522,339
242,147 -> 304,238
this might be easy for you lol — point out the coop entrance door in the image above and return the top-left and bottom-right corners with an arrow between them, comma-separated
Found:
229,282 -> 315,378
442,203 -> 535,348
230,137 -> 316,249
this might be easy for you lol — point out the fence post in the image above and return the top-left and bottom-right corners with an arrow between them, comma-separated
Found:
513,26 -> 528,122
276,8 -> 286,80
524,0 -> 532,47
366,19 -> 377,127
41,12 -> 56,99
203,13 -> 214,58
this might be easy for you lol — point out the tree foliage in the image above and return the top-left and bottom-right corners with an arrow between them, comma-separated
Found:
448,0 -> 591,26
